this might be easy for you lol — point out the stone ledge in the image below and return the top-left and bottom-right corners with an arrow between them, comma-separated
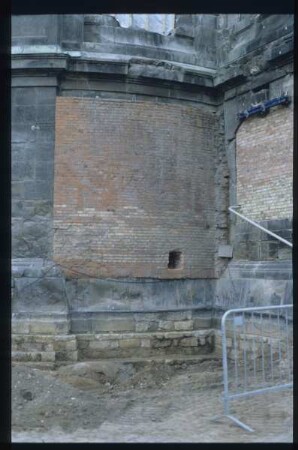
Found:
16,318 -> 291,362
70,309 -> 213,334
12,361 -> 57,370
29,321 -> 70,335
55,350 -> 78,361
12,334 -> 78,356
79,345 -> 213,360
12,351 -> 56,362
12,318 -> 70,335
76,329 -> 215,359
76,329 -> 213,341
11,329 -> 215,362
11,48 -> 215,88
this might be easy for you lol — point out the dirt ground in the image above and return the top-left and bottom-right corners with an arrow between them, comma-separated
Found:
12,358 -> 293,443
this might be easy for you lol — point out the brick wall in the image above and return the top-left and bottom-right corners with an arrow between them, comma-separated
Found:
236,106 -> 293,221
54,97 -> 218,279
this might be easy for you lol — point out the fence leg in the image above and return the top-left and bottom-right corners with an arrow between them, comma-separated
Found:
224,378 -> 254,432
223,395 -> 229,416
212,305 -> 293,435
211,396 -> 254,433
226,414 -> 254,432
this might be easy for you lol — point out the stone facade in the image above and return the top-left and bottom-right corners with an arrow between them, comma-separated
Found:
12,311 -> 215,364
233,219 -> 292,261
11,14 -> 293,362
12,85 -> 56,259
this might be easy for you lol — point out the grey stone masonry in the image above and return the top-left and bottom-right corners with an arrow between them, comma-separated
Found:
233,219 -> 292,261
65,279 -> 215,313
10,14 -> 293,364
12,84 -> 57,259
69,309 -> 213,334
214,260 -> 292,310
12,259 -> 68,314
76,329 -> 214,360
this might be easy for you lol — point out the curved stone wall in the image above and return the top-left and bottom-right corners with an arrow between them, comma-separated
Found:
11,14 -> 294,356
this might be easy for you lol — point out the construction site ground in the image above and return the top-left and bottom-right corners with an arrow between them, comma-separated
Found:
12,356 -> 293,443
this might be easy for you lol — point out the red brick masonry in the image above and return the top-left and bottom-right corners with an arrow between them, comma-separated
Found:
54,97 -> 218,279
236,106 -> 293,221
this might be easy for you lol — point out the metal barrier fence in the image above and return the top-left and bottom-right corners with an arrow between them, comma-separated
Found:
213,304 -> 293,432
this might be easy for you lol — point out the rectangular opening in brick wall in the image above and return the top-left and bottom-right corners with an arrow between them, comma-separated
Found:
168,250 -> 183,269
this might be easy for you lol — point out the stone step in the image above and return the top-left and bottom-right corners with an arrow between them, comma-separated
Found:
70,310 -> 213,334
12,361 -> 57,370
12,334 -> 78,362
76,329 -> 215,360
12,334 -> 77,349
11,351 -> 221,371
11,329 -> 216,363
12,318 -> 70,335
12,351 -> 56,363
12,350 -> 79,363
12,311 -> 213,335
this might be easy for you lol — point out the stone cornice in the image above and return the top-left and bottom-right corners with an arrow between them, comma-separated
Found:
11,48 -> 216,89
11,29 -> 293,94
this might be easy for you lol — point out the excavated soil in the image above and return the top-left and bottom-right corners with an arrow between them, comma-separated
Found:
12,358 -> 293,443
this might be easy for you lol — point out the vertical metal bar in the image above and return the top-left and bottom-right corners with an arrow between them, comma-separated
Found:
221,311 -> 230,415
269,310 -> 274,382
285,307 -> 291,382
277,308 -> 282,380
243,312 -> 247,391
252,312 -> 257,382
217,305 -> 293,434
261,312 -> 265,384
233,311 -> 238,389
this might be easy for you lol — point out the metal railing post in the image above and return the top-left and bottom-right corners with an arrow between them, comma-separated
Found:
221,309 -> 230,416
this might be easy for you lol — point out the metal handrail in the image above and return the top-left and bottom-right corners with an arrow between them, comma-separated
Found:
229,206 -> 292,248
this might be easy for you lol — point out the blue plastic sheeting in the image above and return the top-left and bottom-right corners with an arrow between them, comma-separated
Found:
238,95 -> 290,121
